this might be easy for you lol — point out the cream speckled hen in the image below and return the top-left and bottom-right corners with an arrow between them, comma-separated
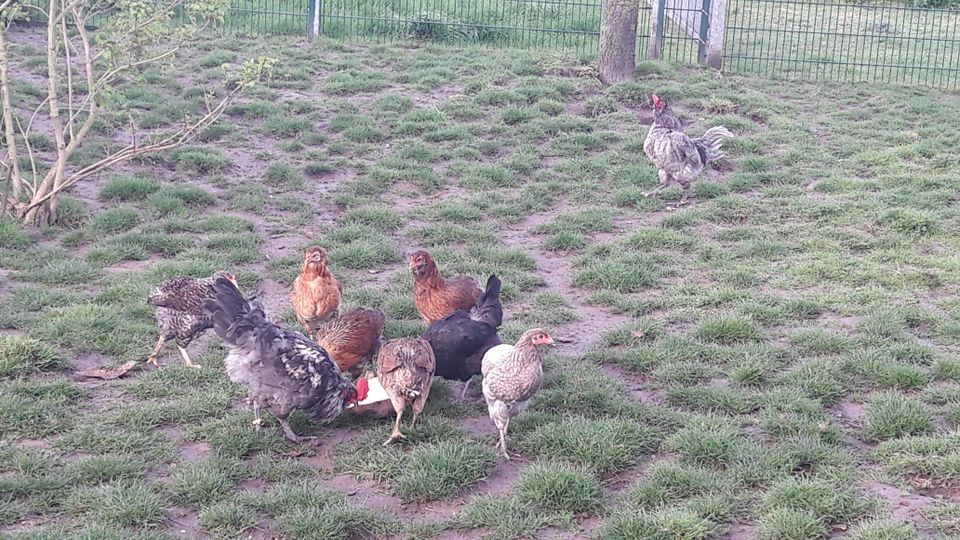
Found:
643,93 -> 733,204
481,328 -> 554,459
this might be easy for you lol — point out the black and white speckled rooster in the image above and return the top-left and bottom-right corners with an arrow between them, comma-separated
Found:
146,271 -> 237,368
203,277 -> 367,443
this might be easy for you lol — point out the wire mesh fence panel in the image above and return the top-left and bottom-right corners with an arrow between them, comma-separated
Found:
724,0 -> 960,90
316,0 -> 604,54
222,0 -> 309,34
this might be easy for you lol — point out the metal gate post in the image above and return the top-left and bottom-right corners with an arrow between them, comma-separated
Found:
697,0 -> 711,63
307,0 -> 321,37
649,0 -> 667,59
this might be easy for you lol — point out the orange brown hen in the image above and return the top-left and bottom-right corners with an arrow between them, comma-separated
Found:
314,307 -> 385,374
290,247 -> 341,333
409,250 -> 482,325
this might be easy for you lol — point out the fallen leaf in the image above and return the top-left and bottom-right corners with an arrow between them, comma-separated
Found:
77,360 -> 137,380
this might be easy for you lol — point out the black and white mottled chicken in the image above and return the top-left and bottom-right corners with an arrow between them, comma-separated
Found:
422,275 -> 503,400
643,93 -> 734,204
146,271 -> 237,368
203,277 -> 367,443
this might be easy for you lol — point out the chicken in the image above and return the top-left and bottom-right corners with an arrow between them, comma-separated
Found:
643,93 -> 734,205
422,274 -> 503,400
290,247 -> 341,333
410,250 -> 483,325
376,338 -> 436,445
146,271 -> 238,368
314,307 -> 385,375
204,277 -> 367,443
481,328 -> 554,459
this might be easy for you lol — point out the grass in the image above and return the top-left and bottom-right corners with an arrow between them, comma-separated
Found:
2,24 -> 959,540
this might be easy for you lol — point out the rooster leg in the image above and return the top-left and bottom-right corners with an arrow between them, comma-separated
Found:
278,418 -> 316,444
643,170 -> 670,198
459,380 -> 471,400
145,335 -> 166,367
177,346 -> 201,369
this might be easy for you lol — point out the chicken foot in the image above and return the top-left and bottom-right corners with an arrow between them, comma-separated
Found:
384,407 -> 406,445
252,402 -> 262,431
145,335 -> 166,367
460,380 -> 472,400
177,345 -> 201,369
277,418 -> 317,444
643,170 -> 671,198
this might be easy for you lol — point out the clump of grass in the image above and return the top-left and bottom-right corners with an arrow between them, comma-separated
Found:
198,499 -> 260,537
598,507 -> 719,540
53,196 -> 88,228
516,416 -> 656,473
761,477 -> 863,528
167,458 -> 248,505
573,254 -> 661,292
456,495 -> 572,538
847,518 -> 921,540
863,391 -> 932,440
172,146 -> 230,173
0,219 -> 31,248
323,224 -> 399,269
341,207 -> 402,230
757,507 -> 828,540
65,481 -> 166,529
264,163 -> 304,189
99,175 -> 160,201
265,113 -> 313,137
694,314 -> 761,344
665,416 -> 746,467
91,206 -> 141,234
0,336 -> 65,378
514,461 -> 603,514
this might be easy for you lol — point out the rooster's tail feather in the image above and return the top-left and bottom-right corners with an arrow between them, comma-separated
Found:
695,126 -> 734,161
471,274 -> 503,328
204,278 -> 267,349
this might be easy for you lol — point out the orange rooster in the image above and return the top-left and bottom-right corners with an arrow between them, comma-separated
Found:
290,247 -> 341,333
314,307 -> 385,375
409,250 -> 482,325
377,338 -> 436,444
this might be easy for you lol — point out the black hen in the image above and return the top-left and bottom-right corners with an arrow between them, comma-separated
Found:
203,277 -> 365,443
423,274 -> 503,400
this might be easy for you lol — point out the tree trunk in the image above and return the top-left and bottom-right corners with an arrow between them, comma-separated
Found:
598,0 -> 639,85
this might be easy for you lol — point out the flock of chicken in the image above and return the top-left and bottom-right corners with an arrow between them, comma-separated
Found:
146,248 -> 550,458
144,92 -> 733,460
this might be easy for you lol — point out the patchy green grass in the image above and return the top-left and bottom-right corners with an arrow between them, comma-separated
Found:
2,28 -> 959,539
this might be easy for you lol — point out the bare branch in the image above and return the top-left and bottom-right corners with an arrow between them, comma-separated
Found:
0,20 -> 21,201
23,86 -> 243,213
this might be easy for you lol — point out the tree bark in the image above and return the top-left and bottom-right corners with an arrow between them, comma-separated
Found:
598,0 -> 639,85
0,26 -> 21,203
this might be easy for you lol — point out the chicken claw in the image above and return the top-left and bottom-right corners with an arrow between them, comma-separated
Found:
278,418 -> 317,444
383,431 -> 406,446
145,356 -> 160,367
177,346 -> 202,369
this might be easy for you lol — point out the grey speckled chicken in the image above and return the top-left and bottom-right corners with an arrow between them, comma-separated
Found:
481,328 -> 555,459
376,338 -> 436,445
643,93 -> 733,205
146,271 -> 237,368
203,277 -> 366,443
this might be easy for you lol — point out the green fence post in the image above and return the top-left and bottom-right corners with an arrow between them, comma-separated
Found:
697,0 -> 711,63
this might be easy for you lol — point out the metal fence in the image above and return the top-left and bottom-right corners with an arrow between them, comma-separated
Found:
15,0 -> 960,90
725,1 -> 960,90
